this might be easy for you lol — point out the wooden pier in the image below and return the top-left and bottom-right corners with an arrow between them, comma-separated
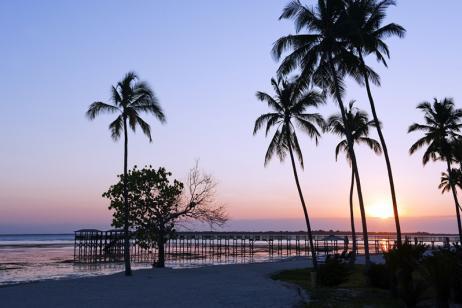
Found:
74,229 -> 460,264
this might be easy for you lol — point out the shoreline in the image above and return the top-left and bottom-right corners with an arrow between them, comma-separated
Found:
0,257 -> 312,308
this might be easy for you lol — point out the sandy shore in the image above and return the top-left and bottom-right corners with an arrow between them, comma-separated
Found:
0,257 -> 312,308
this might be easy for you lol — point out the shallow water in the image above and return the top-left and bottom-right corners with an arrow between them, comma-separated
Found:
0,234 -> 287,286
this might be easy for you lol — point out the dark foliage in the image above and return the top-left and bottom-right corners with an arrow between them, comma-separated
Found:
366,262 -> 390,289
383,243 -> 427,306
317,255 -> 351,287
103,164 -> 226,267
420,248 -> 462,307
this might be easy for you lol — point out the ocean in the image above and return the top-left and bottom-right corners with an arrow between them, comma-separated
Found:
0,234 -> 146,286
0,233 -> 282,285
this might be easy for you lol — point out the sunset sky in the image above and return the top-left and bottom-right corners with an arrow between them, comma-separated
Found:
1,1 -> 461,233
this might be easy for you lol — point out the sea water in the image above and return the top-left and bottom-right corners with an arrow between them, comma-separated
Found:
0,234 -> 145,285
0,234 -> 285,285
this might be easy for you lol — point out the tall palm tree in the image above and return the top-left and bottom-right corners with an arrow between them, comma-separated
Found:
340,0 -> 406,245
86,72 -> 166,275
273,0 -> 374,264
253,77 -> 324,270
408,98 -> 462,243
326,101 -> 381,260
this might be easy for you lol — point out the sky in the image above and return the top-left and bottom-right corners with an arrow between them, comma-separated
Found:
0,0 -> 461,234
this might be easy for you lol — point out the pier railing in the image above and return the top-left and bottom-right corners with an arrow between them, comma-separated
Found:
74,229 -> 460,264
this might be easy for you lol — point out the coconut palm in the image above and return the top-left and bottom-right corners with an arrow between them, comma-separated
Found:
408,98 -> 462,243
86,72 -> 166,275
326,101 -> 381,260
439,169 -> 462,193
340,0 -> 406,245
253,77 -> 324,270
273,0 -> 374,264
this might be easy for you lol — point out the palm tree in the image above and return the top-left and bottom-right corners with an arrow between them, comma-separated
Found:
340,0 -> 406,245
408,98 -> 462,243
86,72 -> 166,275
439,169 -> 462,193
326,101 -> 381,260
253,77 -> 324,270
273,0 -> 373,264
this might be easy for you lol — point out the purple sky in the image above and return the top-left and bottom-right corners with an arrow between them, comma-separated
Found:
0,1 -> 461,233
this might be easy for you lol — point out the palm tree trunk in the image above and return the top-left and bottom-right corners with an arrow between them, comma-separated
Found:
123,117 -> 132,276
446,160 -> 462,244
328,54 -> 370,265
358,50 -> 402,246
349,167 -> 357,261
287,137 -> 318,271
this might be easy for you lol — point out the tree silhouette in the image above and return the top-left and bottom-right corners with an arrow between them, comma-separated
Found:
273,0 -> 374,264
340,0 -> 406,245
253,77 -> 324,270
86,72 -> 166,275
326,101 -> 381,260
439,169 -> 462,194
408,98 -> 462,243
104,164 -> 226,268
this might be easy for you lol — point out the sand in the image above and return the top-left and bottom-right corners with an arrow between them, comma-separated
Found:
0,257 -> 312,308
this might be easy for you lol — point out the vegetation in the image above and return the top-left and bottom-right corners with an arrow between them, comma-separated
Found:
366,262 -> 390,289
317,255 -> 351,286
273,265 -> 404,307
87,72 -> 166,275
275,245 -> 462,307
103,164 -> 227,268
326,101 -> 382,260
383,243 -> 427,306
408,98 -> 462,243
272,0 -> 379,264
419,249 -> 462,307
340,0 -> 406,245
253,77 -> 324,270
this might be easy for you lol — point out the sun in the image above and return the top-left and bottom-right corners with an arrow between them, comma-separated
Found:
367,202 -> 393,219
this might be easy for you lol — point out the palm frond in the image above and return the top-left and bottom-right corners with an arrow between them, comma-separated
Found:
358,137 -> 382,154
290,131 -> 304,168
253,113 -> 280,135
264,130 -> 284,166
109,115 -> 124,141
255,91 -> 283,112
86,102 -> 120,120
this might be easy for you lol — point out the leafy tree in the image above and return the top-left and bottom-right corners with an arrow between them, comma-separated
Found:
253,77 -> 324,270
340,0 -> 406,244
326,101 -> 381,260
87,72 -> 166,275
273,0 -> 374,264
103,164 -> 227,268
408,98 -> 462,243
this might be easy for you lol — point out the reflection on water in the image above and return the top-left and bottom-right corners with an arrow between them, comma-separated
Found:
1,233 -> 457,286
0,243 -> 289,286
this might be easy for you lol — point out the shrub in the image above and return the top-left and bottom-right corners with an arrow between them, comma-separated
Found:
366,263 -> 390,289
420,249 -> 462,306
383,243 -> 427,307
317,255 -> 350,287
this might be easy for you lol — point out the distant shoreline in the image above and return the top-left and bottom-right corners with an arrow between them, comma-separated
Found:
1,231 -> 459,236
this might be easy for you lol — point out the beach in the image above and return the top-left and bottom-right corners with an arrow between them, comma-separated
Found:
0,257 -> 311,308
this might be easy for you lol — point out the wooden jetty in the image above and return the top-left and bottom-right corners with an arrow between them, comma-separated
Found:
74,230 -> 460,264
